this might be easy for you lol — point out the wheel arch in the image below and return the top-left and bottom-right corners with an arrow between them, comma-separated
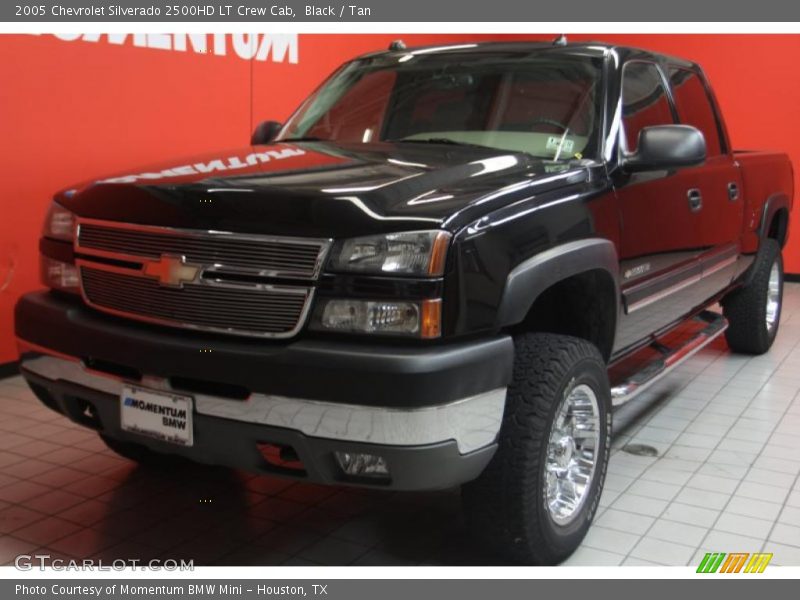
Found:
760,193 -> 790,248
495,238 -> 620,361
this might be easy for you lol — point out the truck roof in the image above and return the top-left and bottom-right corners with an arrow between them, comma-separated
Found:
360,40 -> 698,70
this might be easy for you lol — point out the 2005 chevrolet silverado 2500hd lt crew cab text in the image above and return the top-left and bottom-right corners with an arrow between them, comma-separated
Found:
14,40 -> 794,564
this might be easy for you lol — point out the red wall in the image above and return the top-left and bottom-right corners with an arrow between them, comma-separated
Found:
1,33 -> 799,364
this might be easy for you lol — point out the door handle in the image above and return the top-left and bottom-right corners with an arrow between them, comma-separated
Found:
687,188 -> 703,212
728,182 -> 740,201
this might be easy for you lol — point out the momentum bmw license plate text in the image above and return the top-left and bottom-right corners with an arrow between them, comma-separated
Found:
120,385 -> 193,447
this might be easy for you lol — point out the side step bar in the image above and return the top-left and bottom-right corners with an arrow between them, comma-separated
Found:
610,311 -> 728,407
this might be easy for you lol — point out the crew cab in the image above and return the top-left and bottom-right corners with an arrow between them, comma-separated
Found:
14,40 -> 794,564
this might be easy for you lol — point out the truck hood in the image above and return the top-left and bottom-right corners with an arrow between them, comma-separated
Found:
57,141 -> 595,238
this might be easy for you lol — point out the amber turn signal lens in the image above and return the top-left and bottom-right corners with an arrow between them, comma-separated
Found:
420,299 -> 442,339
428,231 -> 451,276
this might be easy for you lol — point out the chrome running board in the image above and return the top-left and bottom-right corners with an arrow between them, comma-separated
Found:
610,311 -> 728,407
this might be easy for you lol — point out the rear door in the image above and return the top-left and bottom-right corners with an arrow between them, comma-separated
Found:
667,66 -> 743,299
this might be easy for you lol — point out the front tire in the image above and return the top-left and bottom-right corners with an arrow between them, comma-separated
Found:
462,333 -> 611,565
722,238 -> 783,355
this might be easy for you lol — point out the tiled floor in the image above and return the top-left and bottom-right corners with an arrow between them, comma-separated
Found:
1,287 -> 800,566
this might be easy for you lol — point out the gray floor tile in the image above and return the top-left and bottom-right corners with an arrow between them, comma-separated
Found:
580,526 -> 641,555
629,536 -> 696,565
648,519 -> 708,547
595,509 -> 655,535
715,511 -> 775,539
561,546 -> 625,566
702,530 -> 765,553
661,502 -> 720,528
769,522 -> 800,548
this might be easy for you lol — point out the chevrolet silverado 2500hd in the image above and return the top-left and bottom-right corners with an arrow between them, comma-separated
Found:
14,41 -> 794,564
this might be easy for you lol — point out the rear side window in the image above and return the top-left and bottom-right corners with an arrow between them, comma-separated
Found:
668,67 -> 723,156
621,61 -> 675,151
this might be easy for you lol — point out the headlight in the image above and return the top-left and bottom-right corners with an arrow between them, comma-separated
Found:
40,255 -> 79,293
327,230 -> 450,276
311,298 -> 441,338
42,201 -> 77,242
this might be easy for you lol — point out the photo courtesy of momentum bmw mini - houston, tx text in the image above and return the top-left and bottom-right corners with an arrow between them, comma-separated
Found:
1,3 -> 800,593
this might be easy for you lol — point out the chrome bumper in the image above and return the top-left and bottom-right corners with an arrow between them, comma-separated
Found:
20,354 -> 506,454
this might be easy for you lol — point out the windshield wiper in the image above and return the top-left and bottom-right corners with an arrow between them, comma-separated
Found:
388,137 -> 496,150
280,136 -> 328,142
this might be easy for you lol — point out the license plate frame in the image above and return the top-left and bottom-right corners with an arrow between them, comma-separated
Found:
120,385 -> 194,447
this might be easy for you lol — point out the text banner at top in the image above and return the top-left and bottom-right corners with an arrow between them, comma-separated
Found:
5,0 -> 800,22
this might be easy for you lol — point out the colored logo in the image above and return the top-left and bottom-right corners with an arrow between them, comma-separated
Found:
142,254 -> 200,288
696,552 -> 773,573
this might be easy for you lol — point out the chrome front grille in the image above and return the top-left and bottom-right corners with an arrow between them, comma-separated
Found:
78,222 -> 329,279
74,219 -> 330,338
80,267 -> 310,337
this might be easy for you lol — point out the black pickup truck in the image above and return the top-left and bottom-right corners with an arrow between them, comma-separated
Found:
14,40 -> 794,564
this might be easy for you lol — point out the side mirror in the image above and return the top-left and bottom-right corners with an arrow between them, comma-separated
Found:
251,120 -> 283,145
623,125 -> 706,173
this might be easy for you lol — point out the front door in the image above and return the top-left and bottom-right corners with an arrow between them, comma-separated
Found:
613,60 -> 707,354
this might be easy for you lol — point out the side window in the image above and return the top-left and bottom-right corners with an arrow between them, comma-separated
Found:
621,62 -> 675,151
668,67 -> 723,156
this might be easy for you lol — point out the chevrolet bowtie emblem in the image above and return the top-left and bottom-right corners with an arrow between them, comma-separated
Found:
142,254 -> 200,287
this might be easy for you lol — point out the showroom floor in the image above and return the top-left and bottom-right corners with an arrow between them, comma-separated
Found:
1,289 -> 800,567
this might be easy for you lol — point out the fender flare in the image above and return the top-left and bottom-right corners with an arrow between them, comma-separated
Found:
758,193 -> 790,246
495,238 -> 620,328
734,193 -> 791,289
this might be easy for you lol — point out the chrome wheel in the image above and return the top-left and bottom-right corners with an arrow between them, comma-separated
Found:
544,382 -> 600,526
766,261 -> 781,332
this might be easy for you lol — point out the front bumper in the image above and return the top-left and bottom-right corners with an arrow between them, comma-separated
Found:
15,292 -> 513,490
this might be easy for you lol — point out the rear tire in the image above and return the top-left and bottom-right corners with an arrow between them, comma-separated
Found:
722,239 -> 783,355
462,333 -> 611,565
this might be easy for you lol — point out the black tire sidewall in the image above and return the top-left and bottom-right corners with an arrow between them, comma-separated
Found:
723,239 -> 784,355
534,356 -> 611,558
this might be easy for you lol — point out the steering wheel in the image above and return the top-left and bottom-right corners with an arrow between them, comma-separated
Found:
530,118 -> 571,134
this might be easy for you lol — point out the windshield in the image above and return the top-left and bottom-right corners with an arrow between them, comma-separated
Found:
279,50 -> 604,160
